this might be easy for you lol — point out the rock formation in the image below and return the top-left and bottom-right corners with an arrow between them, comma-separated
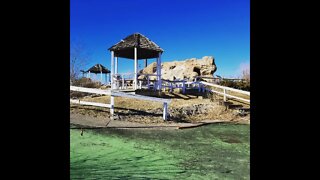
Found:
138,56 -> 217,81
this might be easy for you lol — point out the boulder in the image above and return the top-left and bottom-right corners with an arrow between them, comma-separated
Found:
138,56 -> 217,81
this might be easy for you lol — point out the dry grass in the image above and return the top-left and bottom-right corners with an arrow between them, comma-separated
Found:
78,94 -> 213,111
207,87 -> 250,108
71,89 -> 250,124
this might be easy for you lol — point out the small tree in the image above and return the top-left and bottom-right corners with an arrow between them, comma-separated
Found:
242,67 -> 250,82
239,62 -> 250,82
70,41 -> 90,82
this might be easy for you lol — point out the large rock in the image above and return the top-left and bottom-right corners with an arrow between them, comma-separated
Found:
138,56 -> 217,81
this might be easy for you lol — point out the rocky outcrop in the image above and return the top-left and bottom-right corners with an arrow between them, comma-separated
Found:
138,56 -> 217,81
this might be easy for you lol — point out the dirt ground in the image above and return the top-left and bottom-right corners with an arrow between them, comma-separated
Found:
70,89 -> 250,127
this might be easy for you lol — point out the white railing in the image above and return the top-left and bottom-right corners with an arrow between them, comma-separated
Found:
138,73 -> 160,90
70,99 -> 111,108
70,86 -> 111,95
70,85 -> 171,120
200,81 -> 250,103
111,73 -> 160,90
161,79 -> 186,93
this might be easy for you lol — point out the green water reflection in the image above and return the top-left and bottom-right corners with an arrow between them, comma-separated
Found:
70,123 -> 250,179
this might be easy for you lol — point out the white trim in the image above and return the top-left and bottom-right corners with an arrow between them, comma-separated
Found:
70,86 -> 111,95
200,81 -> 250,95
70,99 -> 111,108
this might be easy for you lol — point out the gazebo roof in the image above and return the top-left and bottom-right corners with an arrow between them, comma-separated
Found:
86,64 -> 110,74
108,33 -> 164,60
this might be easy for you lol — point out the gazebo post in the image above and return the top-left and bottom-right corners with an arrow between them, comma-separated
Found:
115,57 -> 118,74
111,52 -> 115,89
144,59 -> 147,68
105,74 -> 107,84
157,52 -> 162,90
115,57 -> 119,89
110,51 -> 115,116
100,71 -> 103,83
134,47 -> 138,90
88,71 -> 91,79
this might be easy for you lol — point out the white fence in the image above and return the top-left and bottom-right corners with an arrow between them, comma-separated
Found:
70,78 -> 249,122
200,81 -> 250,103
70,85 -> 171,120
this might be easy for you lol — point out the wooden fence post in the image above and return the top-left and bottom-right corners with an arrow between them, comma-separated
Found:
110,95 -> 114,116
223,89 -> 227,102
163,102 -> 168,120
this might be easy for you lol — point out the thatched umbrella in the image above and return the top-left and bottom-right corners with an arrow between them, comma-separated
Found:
85,64 -> 111,83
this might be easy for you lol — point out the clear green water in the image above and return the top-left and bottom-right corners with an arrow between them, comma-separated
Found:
70,123 -> 250,179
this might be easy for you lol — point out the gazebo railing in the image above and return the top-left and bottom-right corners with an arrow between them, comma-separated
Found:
111,73 -> 162,90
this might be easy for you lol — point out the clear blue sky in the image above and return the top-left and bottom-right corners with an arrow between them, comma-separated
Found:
71,0 -> 250,78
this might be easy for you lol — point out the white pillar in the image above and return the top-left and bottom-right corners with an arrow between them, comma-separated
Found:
157,52 -> 162,90
139,81 -> 142,89
156,57 -> 159,90
134,47 -> 138,90
106,74 -> 108,84
115,57 -> 118,74
100,71 -> 103,83
163,102 -> 168,120
114,57 -> 119,89
110,95 -> 114,116
111,51 -> 114,89
223,89 -> 227,102
110,51 -> 115,116
88,71 -> 91,79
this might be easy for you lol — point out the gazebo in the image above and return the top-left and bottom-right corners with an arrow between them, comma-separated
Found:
108,33 -> 164,90
82,64 -> 111,84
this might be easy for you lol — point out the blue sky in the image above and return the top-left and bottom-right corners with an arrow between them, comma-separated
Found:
71,0 -> 250,79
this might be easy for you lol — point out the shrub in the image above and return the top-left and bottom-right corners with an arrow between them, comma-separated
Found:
218,80 -> 250,91
71,77 -> 101,88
